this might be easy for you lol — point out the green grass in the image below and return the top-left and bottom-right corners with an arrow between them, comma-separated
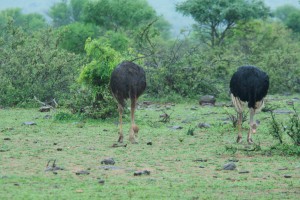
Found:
1,95 -> 300,199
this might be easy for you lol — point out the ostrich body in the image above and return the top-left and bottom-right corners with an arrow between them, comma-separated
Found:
110,61 -> 146,143
230,66 -> 269,143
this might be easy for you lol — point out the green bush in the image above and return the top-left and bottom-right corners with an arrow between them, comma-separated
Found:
0,23 -> 84,106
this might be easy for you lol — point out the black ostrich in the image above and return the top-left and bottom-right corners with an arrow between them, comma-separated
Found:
230,66 -> 269,144
110,61 -> 146,143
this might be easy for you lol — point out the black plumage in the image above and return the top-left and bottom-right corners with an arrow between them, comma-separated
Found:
110,61 -> 146,143
230,66 -> 269,143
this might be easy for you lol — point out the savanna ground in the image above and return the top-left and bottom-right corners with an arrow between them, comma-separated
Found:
1,95 -> 300,200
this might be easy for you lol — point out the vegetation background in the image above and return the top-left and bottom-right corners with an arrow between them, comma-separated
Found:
0,1 -> 300,199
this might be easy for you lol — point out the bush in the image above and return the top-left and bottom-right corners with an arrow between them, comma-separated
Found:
268,106 -> 300,155
0,23 -> 84,106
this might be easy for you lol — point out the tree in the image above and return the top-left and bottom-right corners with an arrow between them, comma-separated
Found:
83,0 -> 169,33
176,0 -> 269,47
48,0 -> 72,27
274,5 -> 300,33
0,8 -> 46,33
48,0 -> 88,27
58,22 -> 100,54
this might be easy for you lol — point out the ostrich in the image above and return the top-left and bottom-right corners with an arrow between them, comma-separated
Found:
230,66 -> 269,144
110,61 -> 146,143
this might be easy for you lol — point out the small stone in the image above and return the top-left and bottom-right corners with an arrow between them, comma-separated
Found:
4,138 -> 11,140
57,148 -> 63,151
278,168 -> 288,170
134,170 -> 151,176
199,95 -> 216,106
98,179 -> 105,184
39,106 -> 51,112
199,166 -> 205,168
223,162 -> 236,170
147,142 -> 152,145
101,158 -> 115,165
169,126 -> 183,130
198,123 -> 211,128
43,115 -> 52,119
228,158 -> 239,162
238,170 -> 250,174
284,175 -> 292,178
75,170 -> 90,175
193,159 -> 208,162
23,121 -> 37,126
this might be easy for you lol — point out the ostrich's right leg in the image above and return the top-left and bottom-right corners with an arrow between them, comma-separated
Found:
237,112 -> 243,143
129,97 -> 139,144
117,104 -> 124,143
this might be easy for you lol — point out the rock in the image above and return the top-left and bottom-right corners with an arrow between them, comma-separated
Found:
273,109 -> 293,114
284,175 -> 292,178
99,166 -> 123,170
143,101 -> 152,106
23,122 -> 37,126
238,170 -> 250,174
98,179 -> 105,184
278,168 -> 288,170
169,126 -> 183,130
39,106 -> 51,112
75,170 -> 90,175
101,158 -> 115,165
228,158 -> 239,162
147,142 -> 152,145
223,162 -> 236,170
198,123 -> 211,128
134,170 -> 151,176
43,115 -> 52,119
193,159 -> 208,162
111,143 -> 127,148
4,138 -> 11,141
199,95 -> 216,106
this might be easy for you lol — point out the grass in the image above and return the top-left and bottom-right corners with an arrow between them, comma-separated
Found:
1,95 -> 300,199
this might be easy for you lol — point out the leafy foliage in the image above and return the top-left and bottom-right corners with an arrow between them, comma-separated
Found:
0,22 -> 84,106
0,8 -> 46,32
274,5 -> 300,33
58,22 -> 100,54
76,37 -> 124,118
176,0 -> 270,47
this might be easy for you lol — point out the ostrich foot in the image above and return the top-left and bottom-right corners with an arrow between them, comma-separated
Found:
129,125 -> 139,144
236,135 -> 242,143
118,133 -> 124,143
247,138 -> 254,144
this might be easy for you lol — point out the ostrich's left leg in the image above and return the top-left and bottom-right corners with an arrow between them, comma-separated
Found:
117,104 -> 124,143
247,108 -> 255,144
129,97 -> 139,143
231,94 -> 243,143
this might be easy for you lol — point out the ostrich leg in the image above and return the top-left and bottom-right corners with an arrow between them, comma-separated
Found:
118,104 -> 124,143
237,112 -> 243,143
129,97 -> 139,143
247,108 -> 256,144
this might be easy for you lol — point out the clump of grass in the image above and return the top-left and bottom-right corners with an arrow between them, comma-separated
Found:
269,111 -> 283,144
54,111 -> 79,121
269,105 -> 300,155
224,108 -> 247,128
285,106 -> 300,146
187,126 -> 195,136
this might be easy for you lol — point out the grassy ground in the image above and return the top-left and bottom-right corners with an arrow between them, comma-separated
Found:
1,95 -> 300,199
